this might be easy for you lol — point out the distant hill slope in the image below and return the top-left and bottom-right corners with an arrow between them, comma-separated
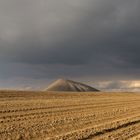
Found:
46,79 -> 99,92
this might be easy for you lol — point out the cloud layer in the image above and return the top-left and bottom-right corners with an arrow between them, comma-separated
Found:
0,0 -> 140,90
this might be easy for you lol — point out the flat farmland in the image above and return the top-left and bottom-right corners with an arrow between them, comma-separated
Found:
0,91 -> 140,140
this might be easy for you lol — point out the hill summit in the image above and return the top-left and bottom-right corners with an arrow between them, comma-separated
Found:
46,79 -> 99,92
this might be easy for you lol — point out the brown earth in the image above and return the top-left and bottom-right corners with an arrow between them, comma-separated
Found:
0,91 -> 140,140
129,134 -> 140,140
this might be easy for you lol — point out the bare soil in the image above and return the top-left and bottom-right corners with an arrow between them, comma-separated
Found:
0,91 -> 140,140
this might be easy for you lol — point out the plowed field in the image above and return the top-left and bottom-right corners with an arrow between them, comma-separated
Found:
0,91 -> 140,140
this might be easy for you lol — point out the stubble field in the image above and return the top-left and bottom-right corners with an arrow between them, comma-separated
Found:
0,91 -> 140,140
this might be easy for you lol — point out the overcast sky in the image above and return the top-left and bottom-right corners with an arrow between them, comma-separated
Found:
0,0 -> 140,91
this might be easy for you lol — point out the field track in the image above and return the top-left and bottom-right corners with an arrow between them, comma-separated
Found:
0,91 -> 140,140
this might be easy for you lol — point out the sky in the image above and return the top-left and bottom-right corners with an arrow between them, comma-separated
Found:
0,0 -> 140,91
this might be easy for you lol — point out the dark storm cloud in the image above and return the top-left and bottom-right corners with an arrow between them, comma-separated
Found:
0,0 -> 140,87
